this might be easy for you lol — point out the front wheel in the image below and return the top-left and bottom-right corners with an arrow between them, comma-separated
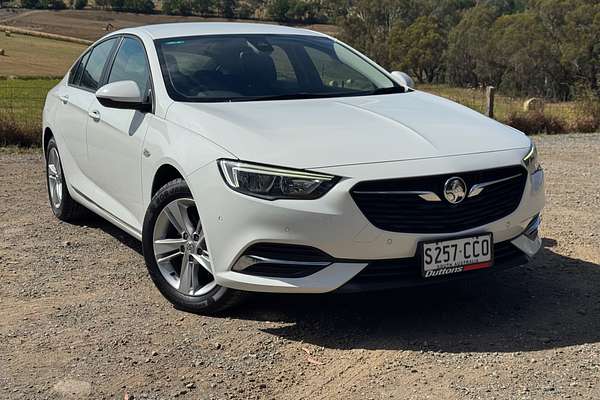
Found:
142,178 -> 243,314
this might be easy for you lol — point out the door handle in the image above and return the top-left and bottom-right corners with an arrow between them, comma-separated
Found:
59,94 -> 69,104
88,110 -> 101,122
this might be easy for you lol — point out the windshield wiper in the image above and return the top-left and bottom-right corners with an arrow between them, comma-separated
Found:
365,86 -> 407,95
221,87 -> 407,103
227,92 -> 334,102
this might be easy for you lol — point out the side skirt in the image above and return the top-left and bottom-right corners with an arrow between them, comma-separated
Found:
71,185 -> 143,241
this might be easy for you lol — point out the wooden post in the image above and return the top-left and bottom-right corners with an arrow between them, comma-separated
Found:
486,86 -> 495,119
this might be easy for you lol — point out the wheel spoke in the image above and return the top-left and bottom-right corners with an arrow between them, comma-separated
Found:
191,253 -> 212,275
55,158 -> 62,176
179,256 -> 200,294
48,164 -> 58,178
154,238 -> 186,255
196,230 -> 205,246
157,251 -> 183,264
164,201 -> 193,235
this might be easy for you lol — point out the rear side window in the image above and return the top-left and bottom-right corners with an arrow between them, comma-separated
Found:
69,51 -> 91,86
107,37 -> 151,98
80,38 -> 118,91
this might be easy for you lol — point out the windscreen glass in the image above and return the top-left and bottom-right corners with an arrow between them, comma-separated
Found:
155,34 -> 401,102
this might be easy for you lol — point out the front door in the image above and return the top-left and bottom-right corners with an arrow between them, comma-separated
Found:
85,36 -> 153,229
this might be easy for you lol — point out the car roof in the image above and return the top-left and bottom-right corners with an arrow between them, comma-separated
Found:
117,22 -> 327,40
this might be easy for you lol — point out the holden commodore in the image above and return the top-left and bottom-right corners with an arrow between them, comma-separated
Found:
42,23 -> 545,313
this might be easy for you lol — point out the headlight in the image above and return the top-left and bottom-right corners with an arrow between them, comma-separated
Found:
523,143 -> 542,174
218,159 -> 340,200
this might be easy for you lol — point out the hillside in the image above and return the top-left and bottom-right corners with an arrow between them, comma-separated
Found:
0,9 -> 338,42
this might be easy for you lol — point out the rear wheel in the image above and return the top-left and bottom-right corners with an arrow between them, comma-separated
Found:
46,137 -> 85,221
142,178 -> 243,314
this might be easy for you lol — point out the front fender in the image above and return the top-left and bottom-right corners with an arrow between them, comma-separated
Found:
141,116 -> 235,209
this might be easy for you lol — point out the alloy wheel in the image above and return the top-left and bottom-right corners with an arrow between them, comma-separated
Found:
47,147 -> 63,209
152,198 -> 216,296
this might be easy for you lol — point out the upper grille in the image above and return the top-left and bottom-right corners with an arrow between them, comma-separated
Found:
350,165 -> 527,233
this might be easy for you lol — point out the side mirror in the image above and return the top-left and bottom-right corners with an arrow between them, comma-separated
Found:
390,71 -> 415,89
96,80 -> 149,111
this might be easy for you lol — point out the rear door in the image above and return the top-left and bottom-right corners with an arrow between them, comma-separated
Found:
84,35 -> 154,229
55,37 -> 119,190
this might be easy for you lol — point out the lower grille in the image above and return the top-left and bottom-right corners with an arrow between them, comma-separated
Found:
350,165 -> 527,234
342,240 -> 528,290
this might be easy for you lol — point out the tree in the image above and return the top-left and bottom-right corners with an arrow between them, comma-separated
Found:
21,0 -> 39,7
162,0 -> 193,15
286,0 -> 321,22
446,4 -> 500,86
532,0 -> 600,97
562,3 -> 600,96
338,0 -> 415,67
109,0 -> 124,10
267,0 -> 290,21
73,0 -> 87,9
218,0 -> 235,18
389,16 -> 447,83
489,12 -> 567,98
192,0 -> 212,15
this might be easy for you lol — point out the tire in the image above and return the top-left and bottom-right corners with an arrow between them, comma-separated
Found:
142,178 -> 244,314
45,137 -> 86,222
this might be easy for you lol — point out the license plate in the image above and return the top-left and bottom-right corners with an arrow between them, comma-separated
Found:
421,233 -> 493,278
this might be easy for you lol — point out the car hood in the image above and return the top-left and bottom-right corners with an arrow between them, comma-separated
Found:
167,91 -> 530,169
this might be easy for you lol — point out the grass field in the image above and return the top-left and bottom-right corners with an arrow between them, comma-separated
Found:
0,78 -> 59,146
419,84 -> 578,123
1,78 -> 596,147
0,33 -> 86,76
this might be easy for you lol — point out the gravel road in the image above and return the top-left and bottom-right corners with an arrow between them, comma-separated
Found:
1,133 -> 599,400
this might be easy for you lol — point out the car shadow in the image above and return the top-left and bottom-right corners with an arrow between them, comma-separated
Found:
72,213 -> 143,255
78,217 -> 600,353
229,238 -> 600,353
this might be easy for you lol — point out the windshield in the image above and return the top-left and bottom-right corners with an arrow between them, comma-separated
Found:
155,34 -> 402,102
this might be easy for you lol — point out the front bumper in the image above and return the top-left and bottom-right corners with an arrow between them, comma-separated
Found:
188,148 -> 545,293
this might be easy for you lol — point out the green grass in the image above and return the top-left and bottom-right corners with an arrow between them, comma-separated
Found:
0,78 -> 59,119
0,78 -> 59,147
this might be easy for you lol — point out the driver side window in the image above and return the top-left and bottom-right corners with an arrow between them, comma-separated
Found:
107,37 -> 151,101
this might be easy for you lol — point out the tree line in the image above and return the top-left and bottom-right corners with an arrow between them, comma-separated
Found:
17,0 -> 599,100
339,0 -> 600,100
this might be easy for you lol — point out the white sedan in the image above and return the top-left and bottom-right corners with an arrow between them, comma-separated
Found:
43,23 -> 545,313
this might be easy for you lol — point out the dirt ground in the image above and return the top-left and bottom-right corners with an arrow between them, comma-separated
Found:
0,10 -> 338,42
1,133 -> 599,400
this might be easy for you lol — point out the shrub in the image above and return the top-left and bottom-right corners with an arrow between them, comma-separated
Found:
51,0 -> 67,8
504,111 -> 567,135
21,0 -> 40,8
0,114 -> 40,147
568,95 -> 600,133
74,0 -> 87,9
